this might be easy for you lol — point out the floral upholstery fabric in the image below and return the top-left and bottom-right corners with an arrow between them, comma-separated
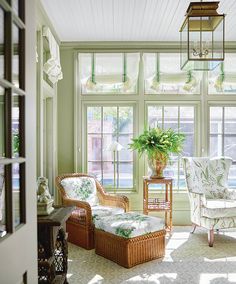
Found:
94,212 -> 165,238
61,177 -> 99,206
183,157 -> 232,199
183,157 -> 236,230
68,206 -> 125,224
91,205 -> 125,222
202,199 -> 236,218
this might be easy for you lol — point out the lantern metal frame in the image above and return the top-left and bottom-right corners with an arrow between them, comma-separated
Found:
180,1 -> 225,71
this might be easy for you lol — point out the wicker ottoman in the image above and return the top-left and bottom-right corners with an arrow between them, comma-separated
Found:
94,212 -> 166,268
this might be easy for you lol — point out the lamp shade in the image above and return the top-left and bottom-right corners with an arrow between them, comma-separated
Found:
180,1 -> 225,71
107,141 -> 123,152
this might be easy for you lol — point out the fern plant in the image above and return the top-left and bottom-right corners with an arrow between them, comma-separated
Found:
129,127 -> 185,161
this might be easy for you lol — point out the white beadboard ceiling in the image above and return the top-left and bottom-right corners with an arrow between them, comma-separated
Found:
40,0 -> 236,42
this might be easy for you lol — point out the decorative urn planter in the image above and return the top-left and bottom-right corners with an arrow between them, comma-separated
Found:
148,155 -> 168,178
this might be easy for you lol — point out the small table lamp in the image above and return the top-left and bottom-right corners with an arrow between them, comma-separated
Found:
107,141 -> 123,193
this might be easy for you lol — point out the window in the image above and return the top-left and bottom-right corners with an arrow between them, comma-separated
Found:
79,53 -> 140,94
147,104 -> 196,190
144,53 -> 201,94
208,54 -> 236,94
86,105 -> 134,190
77,51 -> 236,193
0,0 -> 25,239
210,106 -> 236,187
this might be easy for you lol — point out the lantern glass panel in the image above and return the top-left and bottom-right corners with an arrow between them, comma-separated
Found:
180,19 -> 188,69
181,13 -> 224,71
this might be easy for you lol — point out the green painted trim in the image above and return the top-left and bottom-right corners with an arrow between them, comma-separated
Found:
60,41 -> 236,51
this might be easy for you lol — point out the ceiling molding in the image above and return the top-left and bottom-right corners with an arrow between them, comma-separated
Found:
60,41 -> 236,52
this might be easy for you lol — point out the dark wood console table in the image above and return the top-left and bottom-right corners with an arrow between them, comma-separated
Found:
38,206 -> 74,284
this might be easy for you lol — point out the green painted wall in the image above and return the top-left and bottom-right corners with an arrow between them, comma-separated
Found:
57,49 -> 75,174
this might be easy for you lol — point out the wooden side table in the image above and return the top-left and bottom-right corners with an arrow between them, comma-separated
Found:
37,206 -> 74,284
143,176 -> 173,231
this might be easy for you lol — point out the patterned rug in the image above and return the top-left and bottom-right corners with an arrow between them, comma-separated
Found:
67,227 -> 236,284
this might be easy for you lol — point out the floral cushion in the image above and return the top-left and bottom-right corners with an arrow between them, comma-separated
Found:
68,206 -> 124,224
91,205 -> 125,222
61,177 -> 99,206
202,199 -> 236,218
94,212 -> 165,238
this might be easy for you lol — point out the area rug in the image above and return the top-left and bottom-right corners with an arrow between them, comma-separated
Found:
67,227 -> 236,284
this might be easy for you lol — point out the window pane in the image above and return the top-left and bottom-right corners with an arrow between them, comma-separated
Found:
12,94 -> 20,158
148,106 -> 162,128
208,54 -> 236,94
0,8 -> 4,79
224,136 -> 236,161
209,106 -> 236,188
119,107 -> 133,133
87,107 -> 101,133
13,163 -> 20,228
119,134 -> 132,161
210,107 -> 223,133
13,24 -> 19,87
88,161 -> 101,181
210,135 -> 222,157
87,105 -> 134,190
12,0 -> 19,16
118,162 -> 133,188
0,165 -> 6,237
79,53 -> 139,94
144,53 -> 201,94
103,161 -> 114,188
225,107 -> 236,134
87,134 -> 102,161
229,165 -> 236,188
103,107 -> 117,134
148,105 -> 196,190
163,106 -> 178,131
0,86 -> 5,158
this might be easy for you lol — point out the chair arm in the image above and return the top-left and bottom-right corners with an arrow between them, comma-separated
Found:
188,192 -> 206,225
62,198 -> 93,225
100,194 -> 129,212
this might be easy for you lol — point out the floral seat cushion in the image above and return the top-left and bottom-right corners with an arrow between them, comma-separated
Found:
61,177 -> 99,206
68,205 -> 125,224
91,205 -> 124,222
202,199 -> 236,218
94,212 -> 165,238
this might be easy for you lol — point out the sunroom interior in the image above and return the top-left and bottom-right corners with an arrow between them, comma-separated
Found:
0,0 -> 236,283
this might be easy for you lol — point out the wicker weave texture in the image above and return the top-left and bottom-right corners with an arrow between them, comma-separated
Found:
55,173 -> 129,250
95,229 -> 166,268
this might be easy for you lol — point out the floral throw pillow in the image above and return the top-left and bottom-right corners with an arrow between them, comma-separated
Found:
61,177 -> 99,206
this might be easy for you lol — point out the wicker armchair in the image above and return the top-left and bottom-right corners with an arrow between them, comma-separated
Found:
56,173 -> 129,249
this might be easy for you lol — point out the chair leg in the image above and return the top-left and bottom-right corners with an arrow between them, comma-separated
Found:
190,224 -> 197,234
208,229 -> 214,247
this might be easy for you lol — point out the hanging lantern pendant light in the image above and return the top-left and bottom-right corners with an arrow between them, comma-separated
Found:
180,1 -> 225,71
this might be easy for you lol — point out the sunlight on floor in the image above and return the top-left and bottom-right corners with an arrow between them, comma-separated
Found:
199,273 -> 236,284
124,273 -> 177,283
87,275 -> 104,284
164,231 -> 190,262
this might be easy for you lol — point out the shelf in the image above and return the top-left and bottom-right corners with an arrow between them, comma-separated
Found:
148,198 -> 170,210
